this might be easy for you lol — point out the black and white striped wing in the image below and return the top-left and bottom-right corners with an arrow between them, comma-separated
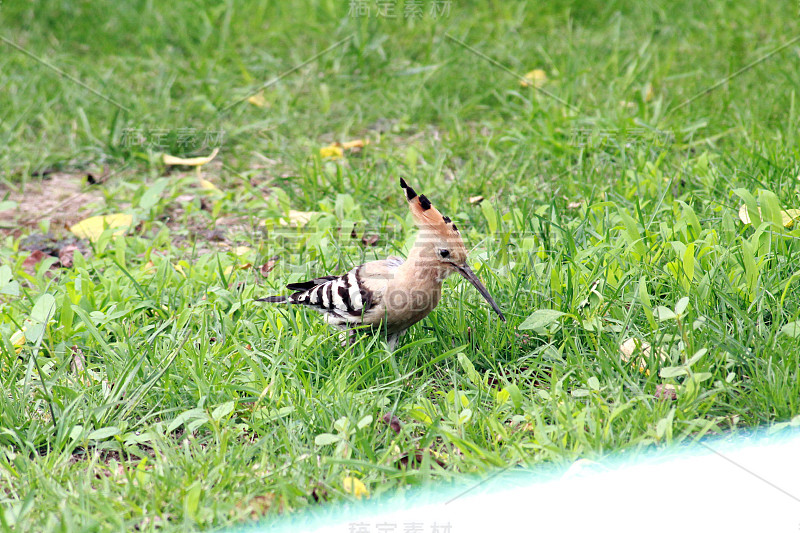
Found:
287,266 -> 373,325
283,256 -> 403,328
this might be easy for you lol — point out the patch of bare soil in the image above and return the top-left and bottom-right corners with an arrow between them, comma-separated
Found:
0,173 -> 104,235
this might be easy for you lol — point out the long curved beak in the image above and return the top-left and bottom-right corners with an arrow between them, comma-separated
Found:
455,265 -> 506,321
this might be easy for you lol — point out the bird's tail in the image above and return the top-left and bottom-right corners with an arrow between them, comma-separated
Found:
257,296 -> 288,303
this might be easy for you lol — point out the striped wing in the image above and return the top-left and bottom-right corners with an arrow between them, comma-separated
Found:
284,257 -> 404,327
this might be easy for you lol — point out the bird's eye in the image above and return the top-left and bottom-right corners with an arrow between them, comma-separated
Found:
439,249 -> 450,258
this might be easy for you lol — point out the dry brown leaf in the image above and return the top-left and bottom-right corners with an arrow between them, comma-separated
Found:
22,250 -> 47,274
655,383 -> 677,401
58,244 -> 79,268
361,234 -> 379,246
259,256 -> 280,277
382,412 -> 402,434
70,346 -> 86,374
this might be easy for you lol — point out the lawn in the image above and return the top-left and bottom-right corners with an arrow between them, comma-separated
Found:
2,0 -> 800,530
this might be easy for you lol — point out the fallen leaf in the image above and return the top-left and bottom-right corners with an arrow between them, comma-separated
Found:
232,246 -> 252,256
10,328 -> 26,353
162,147 -> 220,166
22,250 -> 47,274
70,214 -> 133,243
619,338 -> 668,374
341,139 -> 369,150
655,383 -> 677,401
644,83 -> 654,102
58,244 -> 79,268
259,256 -> 280,277
520,69 -> 547,88
199,179 -> 222,193
235,494 -> 281,519
320,140 -> 369,159
396,448 -> 448,469
738,204 -> 753,224
70,346 -> 89,385
319,145 -> 344,159
782,209 -> 800,229
382,412 -> 402,435
469,195 -> 484,205
310,484 -> 329,503
738,204 -> 800,228
361,234 -> 379,246
279,210 -> 319,227
247,92 -> 268,108
342,477 -> 369,499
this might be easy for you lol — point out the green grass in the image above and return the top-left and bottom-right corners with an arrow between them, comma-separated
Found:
2,0 -> 800,530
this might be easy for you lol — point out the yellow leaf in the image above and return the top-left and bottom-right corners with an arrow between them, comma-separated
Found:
10,328 -> 26,353
319,145 -> 344,159
342,477 -> 369,499
199,179 -> 222,193
232,246 -> 252,256
781,209 -> 800,229
620,338 -> 667,375
247,92 -> 268,107
70,214 -> 133,243
738,203 -> 754,224
739,204 -> 800,228
278,210 -> 319,227
162,147 -> 220,166
520,69 -> 547,88
644,83 -> 654,102
320,140 -> 368,159
223,265 -> 234,277
173,263 -> 187,278
341,139 -> 369,150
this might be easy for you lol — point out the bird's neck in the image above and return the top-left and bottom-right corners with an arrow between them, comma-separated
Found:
398,244 -> 452,286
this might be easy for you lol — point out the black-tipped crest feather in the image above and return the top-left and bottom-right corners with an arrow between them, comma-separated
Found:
399,178 -> 417,200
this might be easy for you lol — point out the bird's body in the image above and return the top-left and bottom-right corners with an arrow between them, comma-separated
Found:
260,179 -> 504,348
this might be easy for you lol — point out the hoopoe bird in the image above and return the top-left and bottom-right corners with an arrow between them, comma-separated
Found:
259,178 -> 505,349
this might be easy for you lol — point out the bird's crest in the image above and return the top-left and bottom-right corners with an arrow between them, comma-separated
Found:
399,178 -> 460,235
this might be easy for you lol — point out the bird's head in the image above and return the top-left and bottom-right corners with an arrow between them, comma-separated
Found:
399,178 -> 505,321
